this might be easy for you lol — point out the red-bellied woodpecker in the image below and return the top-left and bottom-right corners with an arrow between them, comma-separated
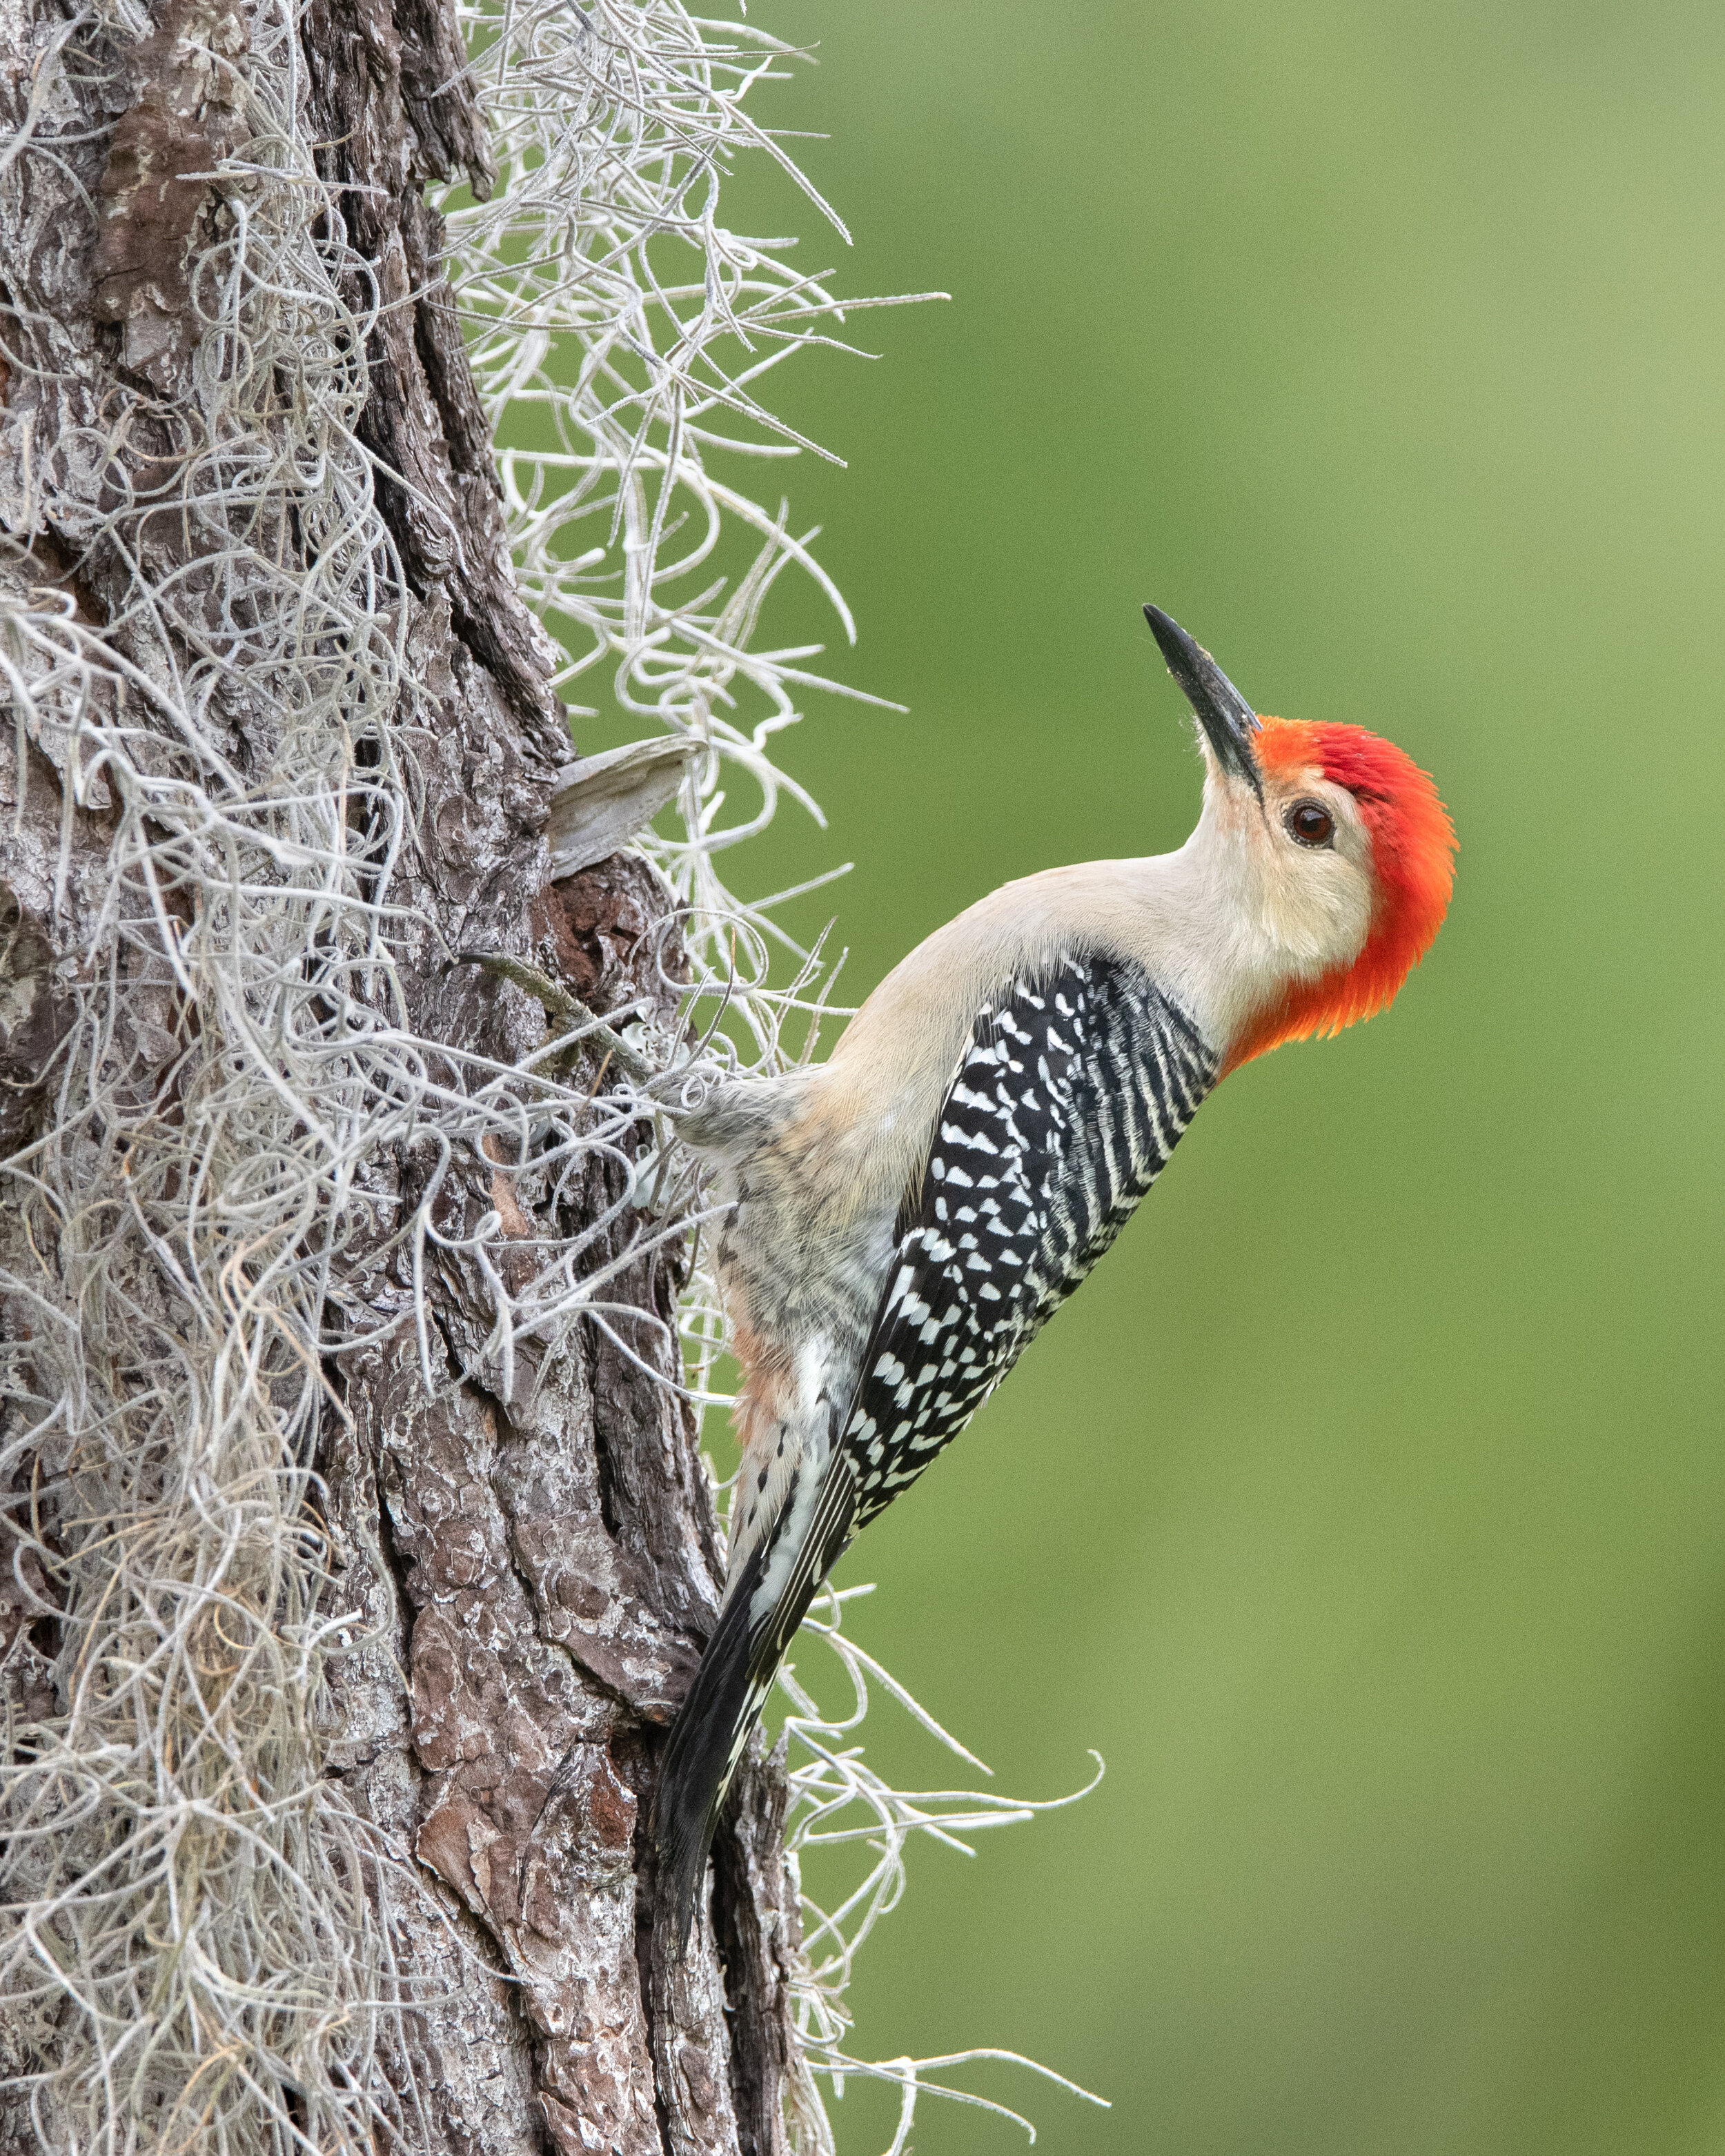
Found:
653,604 -> 1456,1948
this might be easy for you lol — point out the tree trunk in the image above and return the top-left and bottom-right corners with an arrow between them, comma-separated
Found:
0,0 -> 807,2146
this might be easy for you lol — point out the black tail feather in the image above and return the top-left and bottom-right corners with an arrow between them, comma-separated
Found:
654,1456 -> 860,1953
653,1536 -> 771,1952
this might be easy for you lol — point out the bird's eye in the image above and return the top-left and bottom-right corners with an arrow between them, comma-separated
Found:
1285,799 -> 1334,849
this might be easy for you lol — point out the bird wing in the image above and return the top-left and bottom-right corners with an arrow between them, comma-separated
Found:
839,951 -> 1216,1532
654,951 -> 1214,1948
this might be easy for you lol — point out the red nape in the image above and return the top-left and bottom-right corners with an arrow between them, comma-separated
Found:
1223,717 -> 1457,1073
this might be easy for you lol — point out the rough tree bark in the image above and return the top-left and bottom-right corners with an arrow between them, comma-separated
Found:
0,0 -> 805,2146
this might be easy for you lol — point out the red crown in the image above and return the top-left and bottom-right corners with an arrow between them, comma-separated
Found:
1225,718 -> 1456,1072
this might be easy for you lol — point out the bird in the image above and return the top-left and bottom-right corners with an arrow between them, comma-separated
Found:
652,602 -> 1455,1949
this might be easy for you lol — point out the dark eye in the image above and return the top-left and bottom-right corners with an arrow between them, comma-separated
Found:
1285,799 -> 1334,849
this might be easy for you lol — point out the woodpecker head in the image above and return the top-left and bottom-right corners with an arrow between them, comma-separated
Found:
1143,604 -> 1455,1074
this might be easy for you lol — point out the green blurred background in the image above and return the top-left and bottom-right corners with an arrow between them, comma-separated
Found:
609,3 -> 1725,2148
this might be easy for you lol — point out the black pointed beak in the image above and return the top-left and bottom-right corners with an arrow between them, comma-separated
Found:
1142,604 -> 1263,800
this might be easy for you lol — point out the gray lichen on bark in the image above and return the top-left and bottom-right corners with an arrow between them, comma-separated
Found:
0,0 -> 808,2145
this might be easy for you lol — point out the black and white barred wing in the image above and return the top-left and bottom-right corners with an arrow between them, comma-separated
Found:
653,953 -> 1215,1946
842,953 -> 1217,1532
